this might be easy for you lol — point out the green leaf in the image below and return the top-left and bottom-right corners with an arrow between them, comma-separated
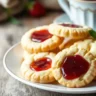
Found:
89,30 -> 96,38
9,17 -> 22,25
27,1 -> 35,9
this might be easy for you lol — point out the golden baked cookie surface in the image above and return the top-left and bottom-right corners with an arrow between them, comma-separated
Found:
21,26 -> 63,53
49,23 -> 91,39
52,39 -> 96,88
21,52 -> 56,83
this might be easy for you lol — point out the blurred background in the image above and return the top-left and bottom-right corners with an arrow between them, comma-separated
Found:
0,0 -> 61,23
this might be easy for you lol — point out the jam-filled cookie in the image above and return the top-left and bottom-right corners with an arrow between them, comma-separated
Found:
21,26 -> 63,53
52,39 -> 96,88
21,52 -> 56,83
49,23 -> 91,39
23,48 -> 60,60
59,37 -> 83,50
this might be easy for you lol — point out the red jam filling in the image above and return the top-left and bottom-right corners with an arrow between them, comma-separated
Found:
61,55 -> 89,80
60,23 -> 82,28
30,57 -> 52,71
31,29 -> 52,43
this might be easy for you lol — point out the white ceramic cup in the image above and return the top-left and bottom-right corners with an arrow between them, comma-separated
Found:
58,0 -> 96,30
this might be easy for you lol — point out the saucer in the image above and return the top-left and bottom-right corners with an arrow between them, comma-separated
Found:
53,14 -> 72,23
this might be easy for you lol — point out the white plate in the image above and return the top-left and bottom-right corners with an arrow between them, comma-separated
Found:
53,14 -> 72,23
3,43 -> 96,94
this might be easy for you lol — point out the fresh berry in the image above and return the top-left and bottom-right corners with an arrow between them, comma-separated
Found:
28,1 -> 46,17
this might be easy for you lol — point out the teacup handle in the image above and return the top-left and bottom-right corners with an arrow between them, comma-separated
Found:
58,0 -> 71,19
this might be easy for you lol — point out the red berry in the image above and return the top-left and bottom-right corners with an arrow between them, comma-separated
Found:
28,2 -> 46,17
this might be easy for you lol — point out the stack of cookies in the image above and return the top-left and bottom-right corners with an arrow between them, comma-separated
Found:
20,23 -> 96,88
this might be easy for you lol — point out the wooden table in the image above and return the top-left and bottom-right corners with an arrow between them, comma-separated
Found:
0,11 -> 96,96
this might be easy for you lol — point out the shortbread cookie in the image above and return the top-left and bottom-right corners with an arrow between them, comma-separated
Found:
59,38 -> 83,50
21,52 -> 56,83
49,23 -> 91,39
52,39 -> 96,88
23,48 -> 60,60
23,47 -> 60,59
21,26 -> 63,53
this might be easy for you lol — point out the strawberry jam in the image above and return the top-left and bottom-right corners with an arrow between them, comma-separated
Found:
61,55 -> 89,80
31,29 -> 52,42
30,57 -> 52,71
60,23 -> 82,28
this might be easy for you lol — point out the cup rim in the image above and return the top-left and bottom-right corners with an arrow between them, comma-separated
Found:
74,0 -> 96,3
